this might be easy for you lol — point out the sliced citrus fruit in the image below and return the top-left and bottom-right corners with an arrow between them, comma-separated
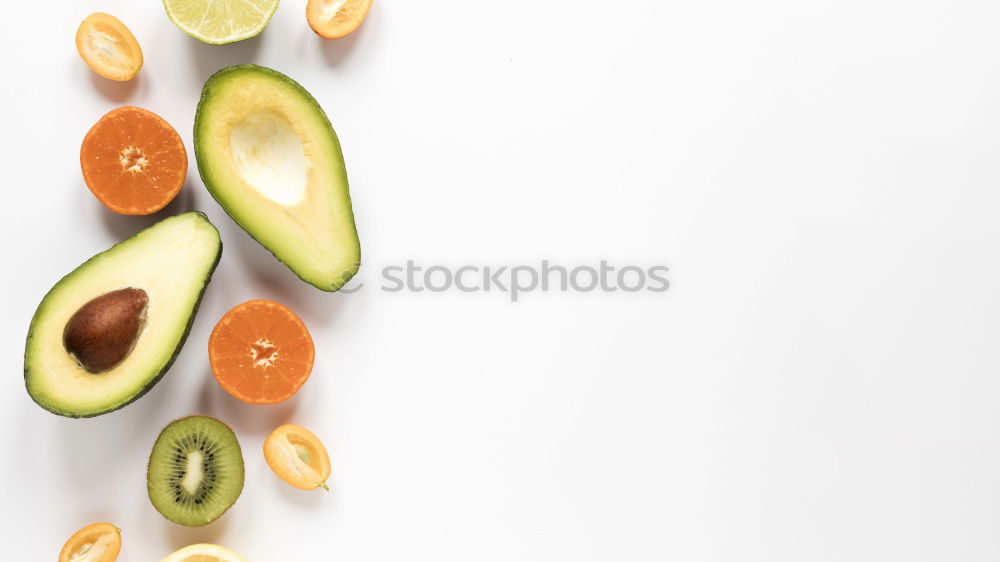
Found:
160,543 -> 247,562
80,106 -> 187,215
209,300 -> 315,404
75,13 -> 143,81
59,522 -> 121,562
307,0 -> 373,39
163,0 -> 280,45
264,423 -> 332,490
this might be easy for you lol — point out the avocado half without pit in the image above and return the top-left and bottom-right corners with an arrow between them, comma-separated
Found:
194,64 -> 361,292
24,212 -> 222,418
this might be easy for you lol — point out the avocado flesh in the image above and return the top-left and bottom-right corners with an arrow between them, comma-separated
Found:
25,212 -> 222,418
194,64 -> 361,291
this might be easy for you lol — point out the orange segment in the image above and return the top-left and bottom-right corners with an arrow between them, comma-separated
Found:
306,0 -> 373,39
59,522 -> 121,562
264,424 -> 331,490
75,13 -> 143,81
209,300 -> 315,404
80,106 -> 187,215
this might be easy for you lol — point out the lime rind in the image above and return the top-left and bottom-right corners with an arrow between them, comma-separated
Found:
163,0 -> 280,45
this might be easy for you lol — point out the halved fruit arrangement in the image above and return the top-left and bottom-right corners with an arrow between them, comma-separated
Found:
195,64 -> 361,291
264,423 -> 331,490
161,543 -> 247,562
24,212 -> 221,417
147,416 -> 245,527
59,522 -> 121,562
80,106 -> 188,215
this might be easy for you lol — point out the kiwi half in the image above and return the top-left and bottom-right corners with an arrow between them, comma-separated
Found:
147,415 -> 244,526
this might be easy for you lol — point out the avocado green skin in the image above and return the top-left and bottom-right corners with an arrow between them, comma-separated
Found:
194,64 -> 361,292
23,213 -> 223,418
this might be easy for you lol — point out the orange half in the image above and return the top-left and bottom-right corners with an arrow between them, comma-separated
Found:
59,522 -> 121,562
209,300 -> 315,404
306,0 -> 373,39
80,106 -> 187,215
76,13 -> 143,81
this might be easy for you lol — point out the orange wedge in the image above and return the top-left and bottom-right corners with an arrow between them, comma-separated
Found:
306,0 -> 373,39
75,13 -> 143,81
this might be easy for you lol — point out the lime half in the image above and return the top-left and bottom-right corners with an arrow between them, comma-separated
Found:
163,0 -> 280,45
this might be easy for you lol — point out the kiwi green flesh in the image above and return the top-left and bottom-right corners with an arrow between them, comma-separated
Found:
147,416 -> 244,527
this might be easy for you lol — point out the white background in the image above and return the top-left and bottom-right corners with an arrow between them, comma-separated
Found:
3,0 -> 1000,560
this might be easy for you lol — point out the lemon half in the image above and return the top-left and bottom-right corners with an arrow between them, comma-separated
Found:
160,543 -> 248,562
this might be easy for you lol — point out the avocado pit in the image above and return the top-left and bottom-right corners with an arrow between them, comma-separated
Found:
63,287 -> 148,373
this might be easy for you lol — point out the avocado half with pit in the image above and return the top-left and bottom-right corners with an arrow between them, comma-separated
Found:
24,212 -> 222,418
194,64 -> 361,291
